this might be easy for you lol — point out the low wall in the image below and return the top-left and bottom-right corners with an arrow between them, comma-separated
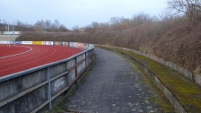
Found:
106,46 -> 201,87
101,46 -> 186,113
127,55 -> 186,113
0,41 -> 95,113
98,45 -> 200,113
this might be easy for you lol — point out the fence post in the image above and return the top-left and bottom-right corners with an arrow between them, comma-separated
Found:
75,57 -> 78,84
47,67 -> 52,109
85,52 -> 87,68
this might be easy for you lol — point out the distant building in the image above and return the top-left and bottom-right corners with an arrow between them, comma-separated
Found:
3,31 -> 21,35
78,27 -> 85,32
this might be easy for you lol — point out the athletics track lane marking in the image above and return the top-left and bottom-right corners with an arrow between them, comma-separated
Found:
0,48 -> 57,74
0,47 -> 48,67
0,45 -> 82,77
0,45 -> 32,59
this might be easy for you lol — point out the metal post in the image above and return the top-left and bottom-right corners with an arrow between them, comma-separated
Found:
47,67 -> 52,109
66,61 -> 68,85
85,52 -> 87,68
75,57 -> 78,84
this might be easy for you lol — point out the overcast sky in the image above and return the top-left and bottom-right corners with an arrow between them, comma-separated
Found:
0,0 -> 167,29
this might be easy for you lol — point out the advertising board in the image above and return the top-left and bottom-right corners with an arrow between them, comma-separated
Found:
32,41 -> 42,45
77,43 -> 85,49
21,41 -> 33,45
14,41 -> 22,44
42,41 -> 53,45
0,41 -> 9,44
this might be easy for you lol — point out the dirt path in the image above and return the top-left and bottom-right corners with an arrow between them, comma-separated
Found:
65,48 -> 170,113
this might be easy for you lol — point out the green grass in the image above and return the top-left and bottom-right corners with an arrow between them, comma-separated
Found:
128,56 -> 176,112
115,49 -> 176,112
101,46 -> 201,113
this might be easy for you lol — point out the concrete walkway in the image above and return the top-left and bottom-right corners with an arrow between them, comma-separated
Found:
65,48 -> 166,113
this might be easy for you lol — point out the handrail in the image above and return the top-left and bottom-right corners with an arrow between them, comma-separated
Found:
0,41 -> 95,113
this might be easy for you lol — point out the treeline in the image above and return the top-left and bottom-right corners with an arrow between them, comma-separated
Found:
17,0 -> 201,74
0,20 -> 69,32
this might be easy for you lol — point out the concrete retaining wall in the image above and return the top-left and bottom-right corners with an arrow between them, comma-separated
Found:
98,45 -> 192,113
118,47 -> 201,87
0,43 -> 94,113
119,52 -> 186,113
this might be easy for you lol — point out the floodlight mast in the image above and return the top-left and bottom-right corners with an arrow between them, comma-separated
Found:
5,23 -> 11,47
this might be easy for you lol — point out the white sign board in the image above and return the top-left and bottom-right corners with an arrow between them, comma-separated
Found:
21,41 -> 33,45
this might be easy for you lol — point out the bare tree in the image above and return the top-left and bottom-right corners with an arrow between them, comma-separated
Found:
159,8 -> 175,20
132,13 -> 152,25
45,20 -> 52,30
53,20 -> 60,29
167,0 -> 201,23
72,25 -> 79,32
59,24 -> 69,32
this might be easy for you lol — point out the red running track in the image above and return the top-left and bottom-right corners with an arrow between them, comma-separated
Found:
0,45 -> 82,77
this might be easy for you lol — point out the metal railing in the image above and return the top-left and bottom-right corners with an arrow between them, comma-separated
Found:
0,42 -> 95,113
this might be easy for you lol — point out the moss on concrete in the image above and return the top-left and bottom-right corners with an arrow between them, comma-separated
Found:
102,46 -> 201,113
125,54 -> 176,112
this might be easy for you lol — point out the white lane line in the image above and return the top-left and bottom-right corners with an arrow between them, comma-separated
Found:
0,46 -> 32,59
0,48 -> 48,67
0,45 -> 42,63
0,48 -> 57,73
